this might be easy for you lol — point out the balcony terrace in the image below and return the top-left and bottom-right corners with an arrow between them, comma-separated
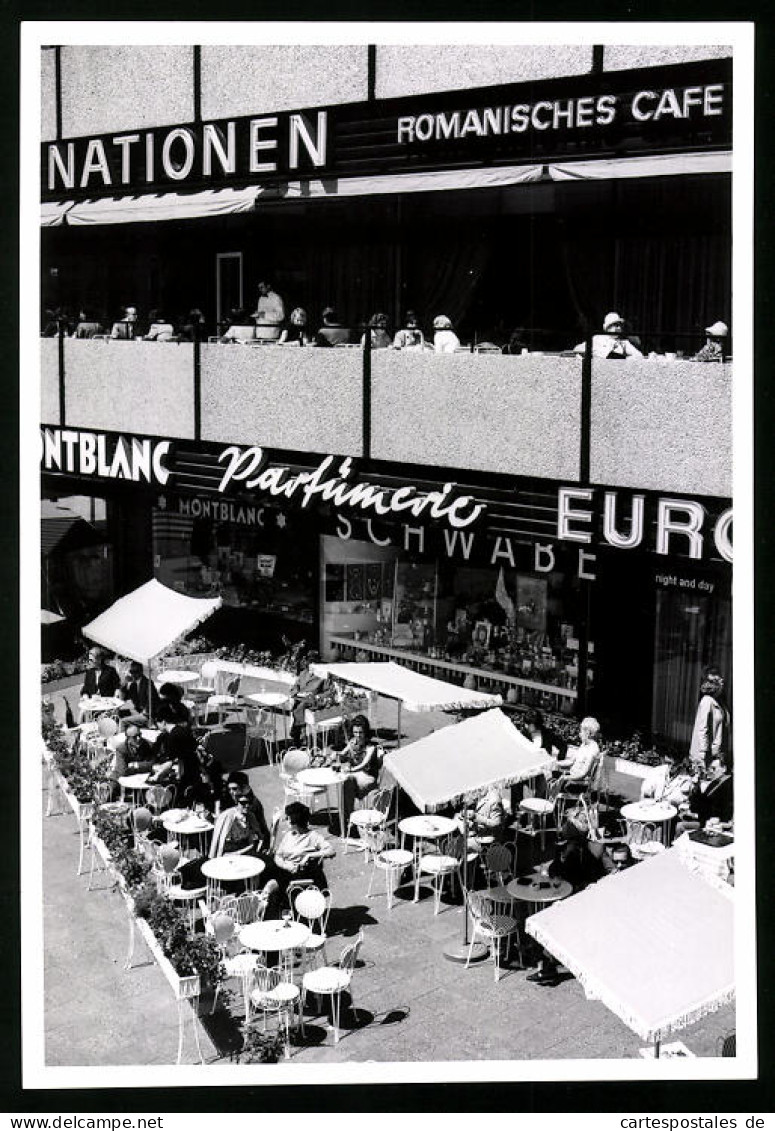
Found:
41,338 -> 732,496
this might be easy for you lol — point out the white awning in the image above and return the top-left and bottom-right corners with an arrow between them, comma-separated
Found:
309,659 -> 501,713
58,186 -> 259,226
81,579 -> 221,664
383,708 -> 552,811
41,200 -> 76,227
525,846 -> 735,1045
547,150 -> 731,181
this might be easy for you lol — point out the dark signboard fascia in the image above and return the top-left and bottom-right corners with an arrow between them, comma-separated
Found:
39,424 -> 732,569
41,57 -> 731,203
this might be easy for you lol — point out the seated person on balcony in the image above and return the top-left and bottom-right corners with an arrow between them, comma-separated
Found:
674,758 -> 733,837
279,306 -> 311,345
693,320 -> 728,362
111,723 -> 155,781
143,310 -> 176,341
573,312 -> 643,359
117,660 -> 160,726
251,280 -> 285,339
393,311 -> 424,351
259,802 -> 336,911
640,749 -> 694,807
314,306 -> 350,347
290,650 -> 327,744
553,716 -> 600,793
220,309 -> 254,343
110,306 -> 139,340
81,647 -> 122,698
178,308 -> 207,342
457,785 -> 507,842
337,714 -> 383,819
432,314 -> 461,353
74,307 -> 104,339
361,312 -> 392,349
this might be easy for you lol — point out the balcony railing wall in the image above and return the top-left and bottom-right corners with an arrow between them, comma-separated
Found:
40,339 -> 733,496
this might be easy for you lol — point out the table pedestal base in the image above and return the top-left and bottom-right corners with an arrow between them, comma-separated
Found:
443,940 -> 488,963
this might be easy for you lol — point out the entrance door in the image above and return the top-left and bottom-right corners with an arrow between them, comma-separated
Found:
216,252 -> 243,329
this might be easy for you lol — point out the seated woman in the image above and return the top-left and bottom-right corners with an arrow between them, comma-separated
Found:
147,702 -> 200,806
209,789 -> 269,856
553,716 -> 600,793
640,750 -> 694,807
432,314 -> 461,353
260,802 -> 336,911
360,312 -> 392,349
392,311 -> 424,351
337,714 -> 383,820
457,785 -> 507,842
279,306 -> 311,345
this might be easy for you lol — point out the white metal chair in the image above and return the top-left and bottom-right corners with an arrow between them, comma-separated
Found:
145,784 -> 173,816
279,747 -> 328,813
304,708 -> 346,752
366,827 -> 413,913
301,929 -> 364,1044
517,789 -> 561,851
242,704 -> 278,768
345,786 -> 394,856
207,675 -> 242,726
207,910 -> 259,1016
217,890 -> 268,927
466,891 -> 522,982
417,834 -> 464,914
246,964 -> 301,1057
131,806 -> 154,855
292,886 -> 331,971
482,842 -> 515,888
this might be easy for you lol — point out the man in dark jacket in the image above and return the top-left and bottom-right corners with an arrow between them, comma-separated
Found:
118,660 -> 160,725
81,647 -> 121,698
675,759 -> 733,836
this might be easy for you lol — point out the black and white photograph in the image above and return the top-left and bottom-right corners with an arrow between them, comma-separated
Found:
21,20 -> 754,1089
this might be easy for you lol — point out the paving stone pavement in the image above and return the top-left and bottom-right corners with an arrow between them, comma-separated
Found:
41,689 -> 735,1068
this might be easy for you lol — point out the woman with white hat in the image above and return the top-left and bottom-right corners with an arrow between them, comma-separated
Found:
573,312 -> 643,359
693,320 -> 728,362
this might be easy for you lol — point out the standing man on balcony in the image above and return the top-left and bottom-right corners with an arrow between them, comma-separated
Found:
251,280 -> 285,340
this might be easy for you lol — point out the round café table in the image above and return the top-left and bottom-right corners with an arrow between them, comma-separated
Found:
156,670 -> 200,686
506,872 -> 573,968
296,767 -> 347,835
78,695 -> 123,723
162,810 -> 214,858
239,918 -> 311,979
117,772 -> 150,807
620,801 -> 677,848
398,815 -> 458,902
201,852 -> 266,908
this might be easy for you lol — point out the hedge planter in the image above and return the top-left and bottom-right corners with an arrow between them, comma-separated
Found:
41,672 -> 84,695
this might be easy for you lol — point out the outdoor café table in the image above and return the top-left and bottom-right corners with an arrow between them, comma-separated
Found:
506,873 -> 573,918
162,810 -> 214,858
155,670 -> 200,686
78,695 -> 123,723
296,767 -> 347,835
238,918 -> 311,981
620,801 -> 677,848
398,814 -> 458,902
674,829 -> 734,884
200,852 -> 265,908
117,772 -> 150,806
246,691 -> 293,744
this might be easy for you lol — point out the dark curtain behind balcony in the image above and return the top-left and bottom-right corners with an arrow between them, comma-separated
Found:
402,228 -> 494,333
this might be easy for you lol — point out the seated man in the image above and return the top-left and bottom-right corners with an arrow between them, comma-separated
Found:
640,750 -> 694,807
81,647 -> 121,698
573,312 -> 643,359
111,723 -> 155,781
110,306 -> 139,339
118,660 -> 160,726
314,307 -> 350,347
458,785 -> 507,842
674,759 -> 733,837
289,651 -> 327,745
143,311 -> 176,341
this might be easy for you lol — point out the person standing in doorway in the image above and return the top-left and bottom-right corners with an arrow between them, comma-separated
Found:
689,669 -> 731,771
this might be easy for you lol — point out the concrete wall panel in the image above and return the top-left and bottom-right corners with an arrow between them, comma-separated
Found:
603,45 -> 732,70
375,45 -> 593,99
201,46 -> 368,119
41,339 -> 60,425
371,353 -> 582,480
63,340 -> 195,437
41,48 -> 57,143
60,46 -> 194,137
200,345 -> 363,455
590,359 -> 732,496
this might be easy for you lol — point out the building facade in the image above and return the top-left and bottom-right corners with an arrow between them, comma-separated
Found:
39,41 -> 734,749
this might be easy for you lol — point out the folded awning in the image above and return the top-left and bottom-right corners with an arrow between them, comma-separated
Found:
547,149 -> 731,181
40,150 -> 730,226
82,578 -> 221,664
